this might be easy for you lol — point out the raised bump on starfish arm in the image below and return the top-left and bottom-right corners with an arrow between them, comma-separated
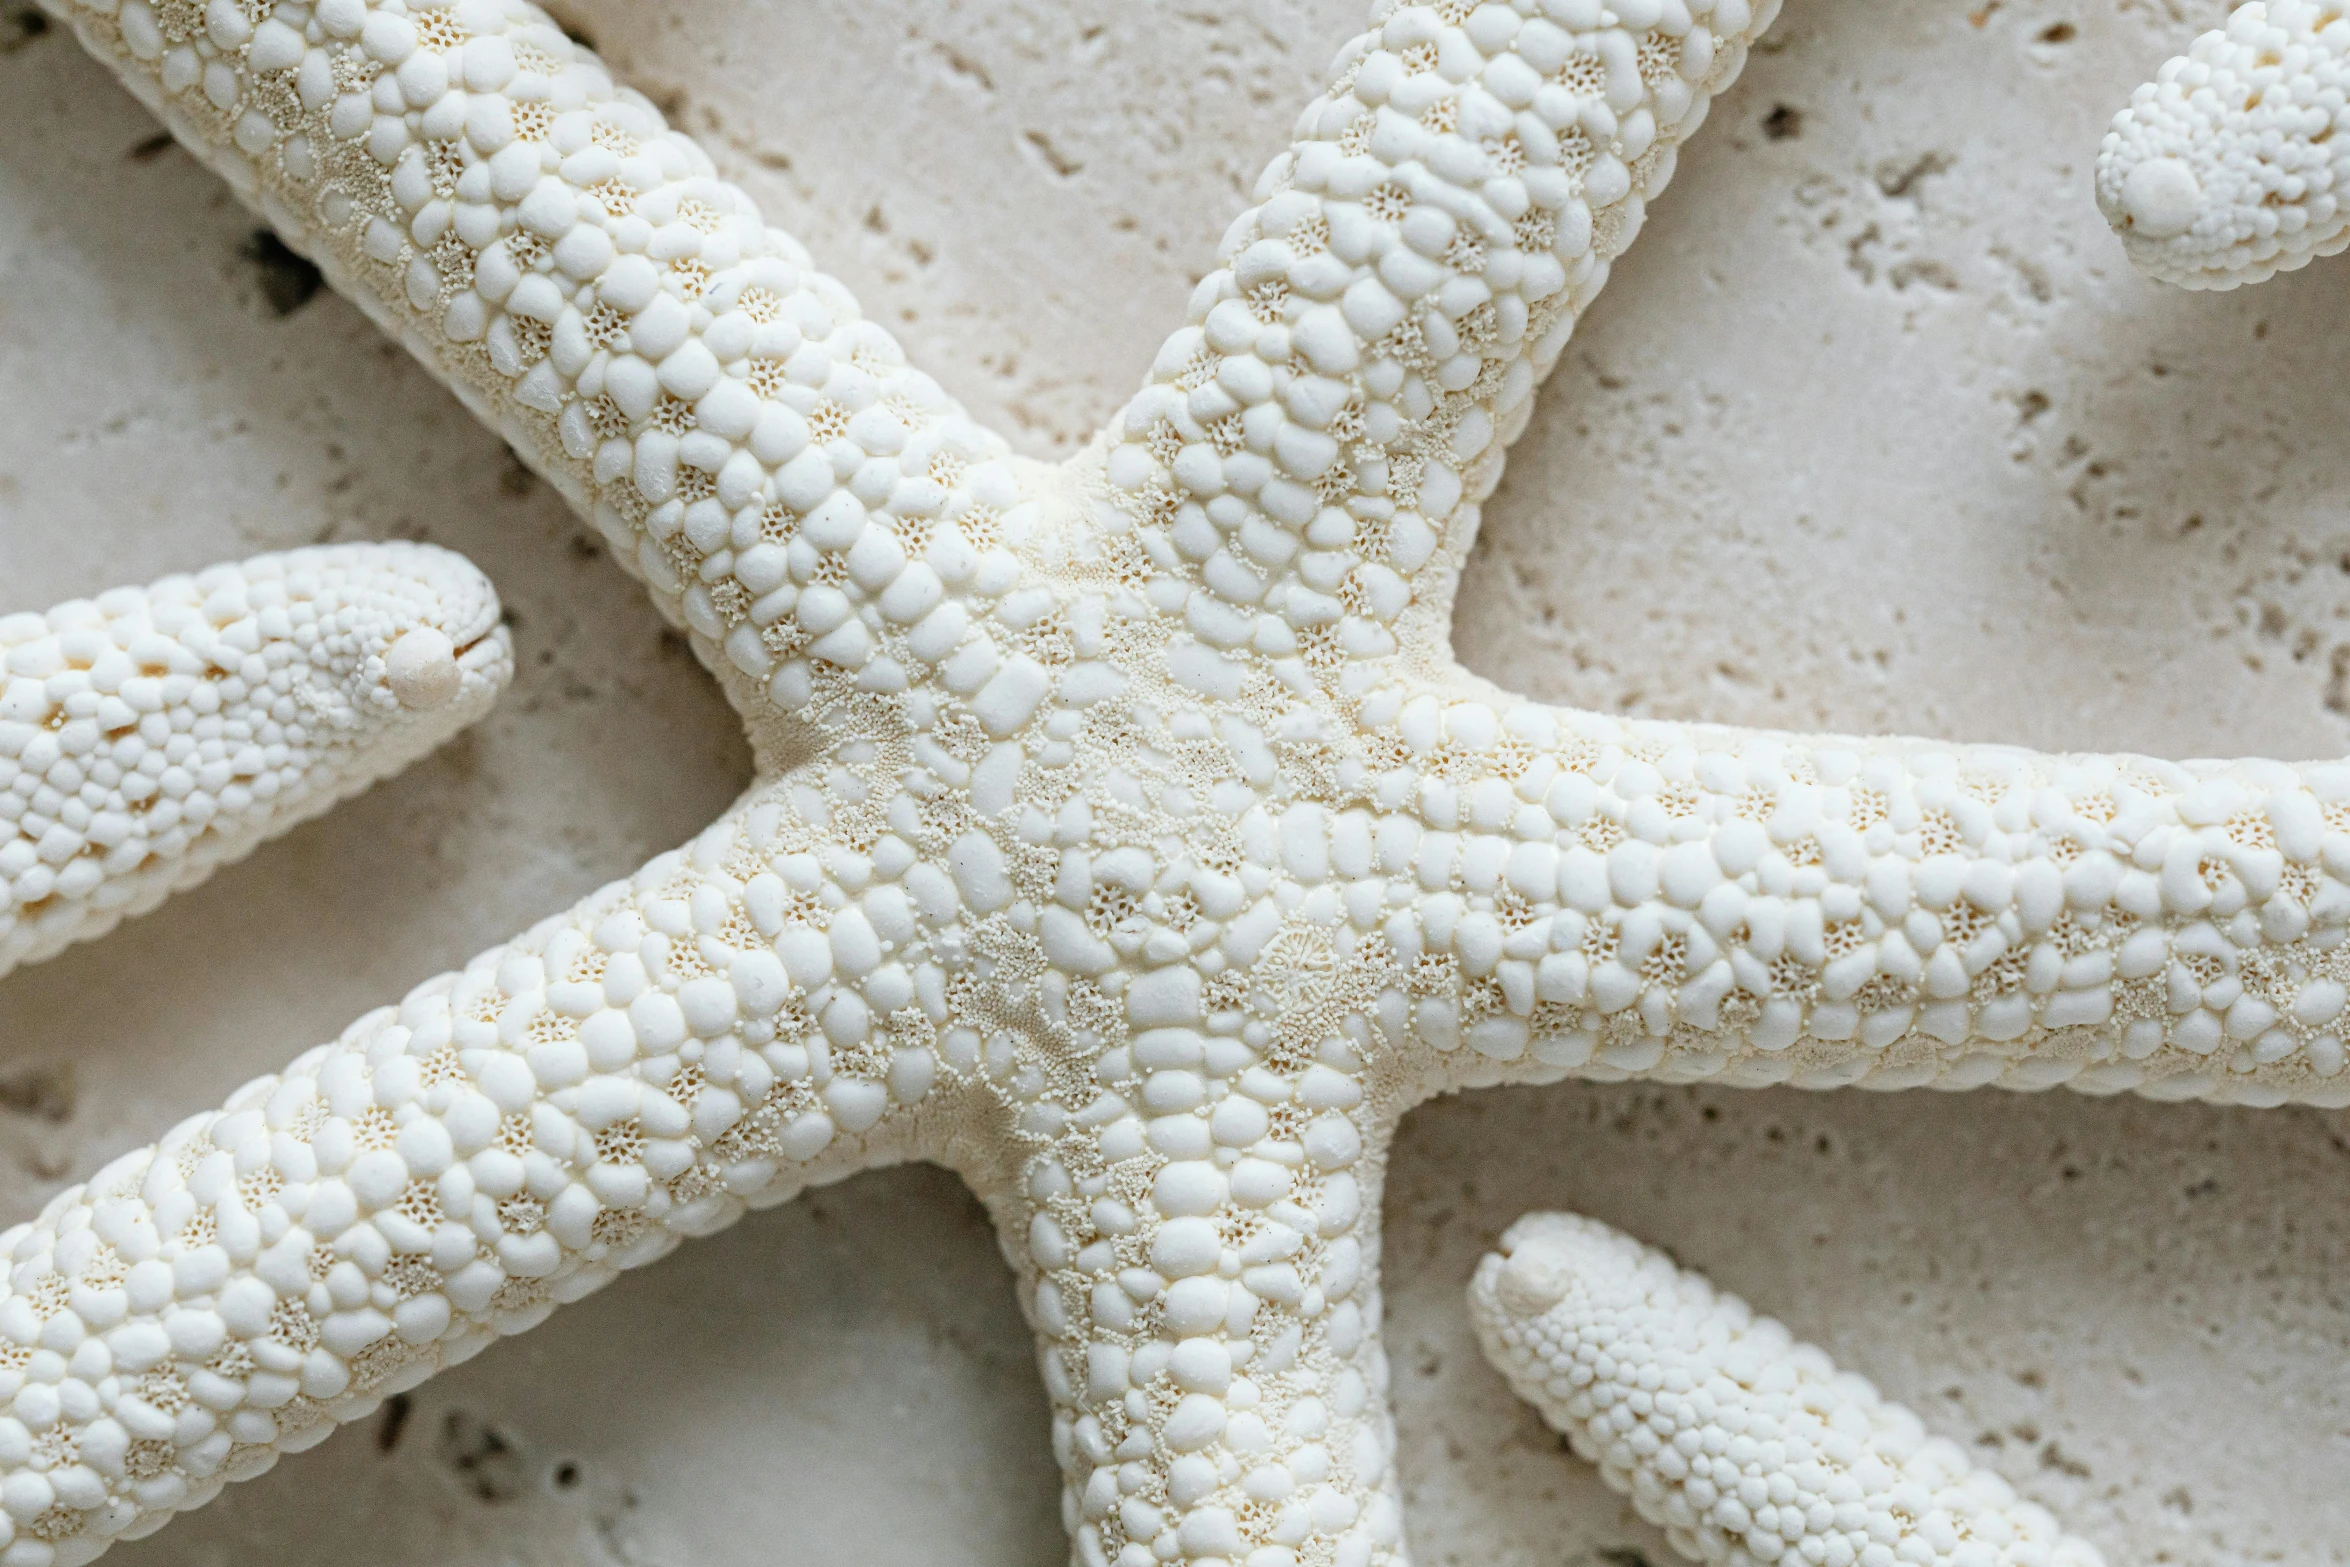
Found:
0,543 -> 509,981
1092,0 -> 1779,672
33,0 -> 1026,763
2096,0 -> 2350,290
1469,1213 -> 2107,1567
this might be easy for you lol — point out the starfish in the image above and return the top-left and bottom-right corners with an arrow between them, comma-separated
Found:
2098,0 -> 2350,289
1,543 -> 510,982
5,3 -> 2349,1567
1470,1216 -> 2109,1567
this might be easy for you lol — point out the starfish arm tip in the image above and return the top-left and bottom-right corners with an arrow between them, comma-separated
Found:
0,540 -> 510,981
1470,1212 -> 2111,1567
2097,0 -> 2350,290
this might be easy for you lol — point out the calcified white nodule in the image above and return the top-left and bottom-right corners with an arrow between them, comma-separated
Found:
0,543 -> 510,981
2098,0 -> 2350,289
1470,1216 -> 2107,1567
4,0 -> 2347,1565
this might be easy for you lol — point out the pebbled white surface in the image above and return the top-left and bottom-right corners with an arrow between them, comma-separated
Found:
1468,1213 -> 2110,1567
0,0 -> 2344,1564
0,543 -> 510,980
2098,0 -> 2350,290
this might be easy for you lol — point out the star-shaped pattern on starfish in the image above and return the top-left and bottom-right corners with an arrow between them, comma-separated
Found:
3,1 -> 2347,1565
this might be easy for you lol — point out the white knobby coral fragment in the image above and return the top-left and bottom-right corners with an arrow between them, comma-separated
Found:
1470,1214 -> 2106,1567
2097,0 -> 2350,289
0,543 -> 510,978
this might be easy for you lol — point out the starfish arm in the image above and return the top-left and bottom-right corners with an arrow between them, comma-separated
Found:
1365,697 -> 2350,1107
37,0 -> 1026,762
0,758 -> 980,1562
0,542 -> 508,982
1469,1213 -> 2108,1567
1080,0 -> 1781,675
2097,0 -> 2350,289
1006,1075 -> 1412,1567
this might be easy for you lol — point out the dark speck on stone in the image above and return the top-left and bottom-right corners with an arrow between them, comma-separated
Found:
1763,104 -> 1802,141
1,3 -> 50,53
539,3 -> 594,52
0,1062 -> 75,1123
437,1411 -> 528,1502
241,230 -> 324,317
375,1393 -> 414,1453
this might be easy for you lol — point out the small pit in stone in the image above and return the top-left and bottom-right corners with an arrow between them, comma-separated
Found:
535,1 -> 594,51
0,1063 -> 75,1124
239,231 -> 323,317
1763,104 -> 1803,140
1,2 -> 49,53
436,1411 -> 527,1503
375,1393 -> 414,1452
499,446 -> 541,497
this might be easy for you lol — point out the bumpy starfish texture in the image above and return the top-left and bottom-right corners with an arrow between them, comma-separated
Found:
0,543 -> 509,980
5,0 -> 2349,1564
1471,1215 -> 2106,1567
2098,0 -> 2350,289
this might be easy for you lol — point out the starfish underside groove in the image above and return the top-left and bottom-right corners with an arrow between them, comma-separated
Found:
2,1 -> 2344,1565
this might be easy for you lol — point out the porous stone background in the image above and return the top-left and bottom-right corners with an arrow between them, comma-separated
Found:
4,0 -> 2348,1562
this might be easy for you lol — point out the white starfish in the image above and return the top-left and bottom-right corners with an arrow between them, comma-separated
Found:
1,543 -> 510,981
1470,1215 -> 2107,1567
4,3 -> 2347,1567
2098,0 -> 2350,289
